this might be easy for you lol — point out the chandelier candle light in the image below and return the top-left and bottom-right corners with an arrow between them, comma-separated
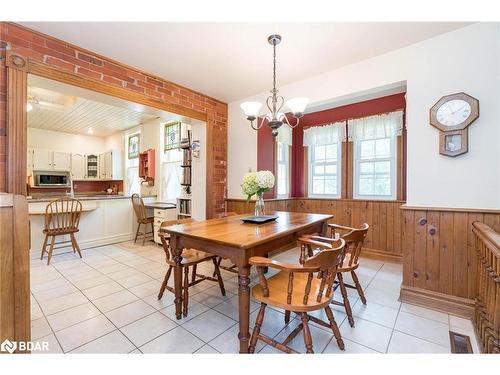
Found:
240,34 -> 309,137
241,171 -> 275,216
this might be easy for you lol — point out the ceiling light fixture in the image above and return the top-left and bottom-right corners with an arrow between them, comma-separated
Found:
26,102 -> 33,112
240,34 -> 309,137
87,128 -> 94,135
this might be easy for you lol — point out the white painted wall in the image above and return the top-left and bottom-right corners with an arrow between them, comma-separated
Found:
228,23 -> 500,209
28,127 -> 106,154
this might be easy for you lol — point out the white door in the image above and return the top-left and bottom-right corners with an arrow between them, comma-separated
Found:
71,153 -> 85,180
32,149 -> 52,170
52,151 -> 71,171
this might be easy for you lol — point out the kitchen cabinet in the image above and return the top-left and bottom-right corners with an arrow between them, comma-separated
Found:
98,150 -> 123,180
32,148 -> 52,170
52,151 -> 71,171
32,149 -> 71,171
85,154 -> 99,179
71,153 -> 85,180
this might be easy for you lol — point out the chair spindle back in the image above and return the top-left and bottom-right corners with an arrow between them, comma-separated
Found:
44,197 -> 83,232
253,238 -> 345,306
159,218 -> 195,259
131,194 -> 148,222
341,223 -> 369,267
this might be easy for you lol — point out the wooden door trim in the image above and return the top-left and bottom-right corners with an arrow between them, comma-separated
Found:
5,51 -> 215,219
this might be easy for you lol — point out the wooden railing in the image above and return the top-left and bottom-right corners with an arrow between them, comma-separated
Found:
472,222 -> 500,354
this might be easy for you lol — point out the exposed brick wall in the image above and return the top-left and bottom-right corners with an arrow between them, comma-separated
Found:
0,22 -> 227,217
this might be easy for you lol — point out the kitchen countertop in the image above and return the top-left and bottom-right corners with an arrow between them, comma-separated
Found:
27,194 -> 157,203
145,202 -> 176,209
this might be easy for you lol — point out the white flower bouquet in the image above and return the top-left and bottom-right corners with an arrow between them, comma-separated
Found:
241,170 -> 275,200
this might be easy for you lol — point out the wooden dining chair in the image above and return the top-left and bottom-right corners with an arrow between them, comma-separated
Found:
248,238 -> 346,353
300,223 -> 370,327
157,218 -> 226,317
41,197 -> 83,265
131,193 -> 154,246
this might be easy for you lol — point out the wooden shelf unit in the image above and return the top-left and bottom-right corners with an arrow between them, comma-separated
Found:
178,130 -> 192,218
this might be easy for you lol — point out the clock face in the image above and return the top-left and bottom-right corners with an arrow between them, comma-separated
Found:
436,99 -> 472,127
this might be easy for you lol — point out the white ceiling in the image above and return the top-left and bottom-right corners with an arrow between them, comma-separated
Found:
27,76 -> 162,137
21,22 -> 470,102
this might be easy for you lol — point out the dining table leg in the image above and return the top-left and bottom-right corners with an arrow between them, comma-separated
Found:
171,235 -> 183,320
237,264 -> 251,353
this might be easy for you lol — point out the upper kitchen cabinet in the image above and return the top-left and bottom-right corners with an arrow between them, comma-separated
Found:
85,154 -> 99,180
71,153 -> 85,180
32,149 -> 71,171
99,150 -> 122,180
52,151 -> 72,171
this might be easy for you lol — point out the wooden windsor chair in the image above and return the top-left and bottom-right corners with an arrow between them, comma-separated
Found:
131,193 -> 154,245
300,223 -> 370,327
157,218 -> 226,317
248,238 -> 346,353
40,197 -> 83,265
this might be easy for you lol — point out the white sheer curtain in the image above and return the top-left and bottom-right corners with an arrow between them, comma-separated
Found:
350,111 -> 403,141
161,149 -> 182,202
277,124 -> 293,146
126,166 -> 140,195
303,121 -> 346,146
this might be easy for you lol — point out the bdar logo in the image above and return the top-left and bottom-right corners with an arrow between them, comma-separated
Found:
1,339 -> 17,354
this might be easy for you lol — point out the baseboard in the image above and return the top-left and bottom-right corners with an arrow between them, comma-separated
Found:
361,247 -> 402,263
400,285 -> 474,318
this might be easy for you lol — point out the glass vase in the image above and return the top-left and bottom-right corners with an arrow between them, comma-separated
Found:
254,192 -> 265,217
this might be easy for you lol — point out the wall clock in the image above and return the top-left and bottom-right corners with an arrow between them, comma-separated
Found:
429,92 -> 479,157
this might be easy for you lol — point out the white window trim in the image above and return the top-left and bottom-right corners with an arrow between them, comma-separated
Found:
276,141 -> 290,198
307,143 -> 342,199
353,135 -> 397,200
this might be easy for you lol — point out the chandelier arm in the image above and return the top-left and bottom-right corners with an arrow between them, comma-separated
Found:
283,113 -> 300,129
276,96 -> 285,115
265,95 -> 274,115
250,117 -> 265,131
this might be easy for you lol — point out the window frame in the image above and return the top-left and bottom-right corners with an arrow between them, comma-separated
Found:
164,122 -> 182,151
353,134 -> 397,200
276,141 -> 291,199
128,133 -> 140,159
307,142 -> 342,199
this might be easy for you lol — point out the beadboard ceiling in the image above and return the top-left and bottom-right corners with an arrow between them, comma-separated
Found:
21,22 -> 471,102
27,76 -> 162,137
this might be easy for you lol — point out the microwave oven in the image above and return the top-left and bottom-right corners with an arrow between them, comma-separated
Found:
33,171 -> 71,187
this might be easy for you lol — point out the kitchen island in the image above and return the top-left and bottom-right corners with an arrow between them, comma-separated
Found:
28,194 -> 157,259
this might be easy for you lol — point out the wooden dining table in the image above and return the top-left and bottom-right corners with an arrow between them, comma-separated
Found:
160,210 -> 333,353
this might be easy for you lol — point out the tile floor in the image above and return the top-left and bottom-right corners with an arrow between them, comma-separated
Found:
30,240 -> 481,354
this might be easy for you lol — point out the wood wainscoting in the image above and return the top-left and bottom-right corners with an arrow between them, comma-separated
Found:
400,206 -> 500,319
226,198 -> 405,262
0,193 -> 30,351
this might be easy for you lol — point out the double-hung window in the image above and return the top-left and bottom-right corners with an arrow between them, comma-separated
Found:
276,125 -> 292,198
304,122 -> 345,198
351,111 -> 403,199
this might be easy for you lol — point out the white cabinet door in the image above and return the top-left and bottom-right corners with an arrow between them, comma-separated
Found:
52,151 -> 71,171
98,153 -> 107,180
33,149 -> 52,170
105,151 -> 113,179
71,153 -> 85,180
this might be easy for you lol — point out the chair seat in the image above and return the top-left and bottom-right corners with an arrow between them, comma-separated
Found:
166,248 -> 217,266
138,217 -> 154,224
43,227 -> 79,235
252,271 -> 333,312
